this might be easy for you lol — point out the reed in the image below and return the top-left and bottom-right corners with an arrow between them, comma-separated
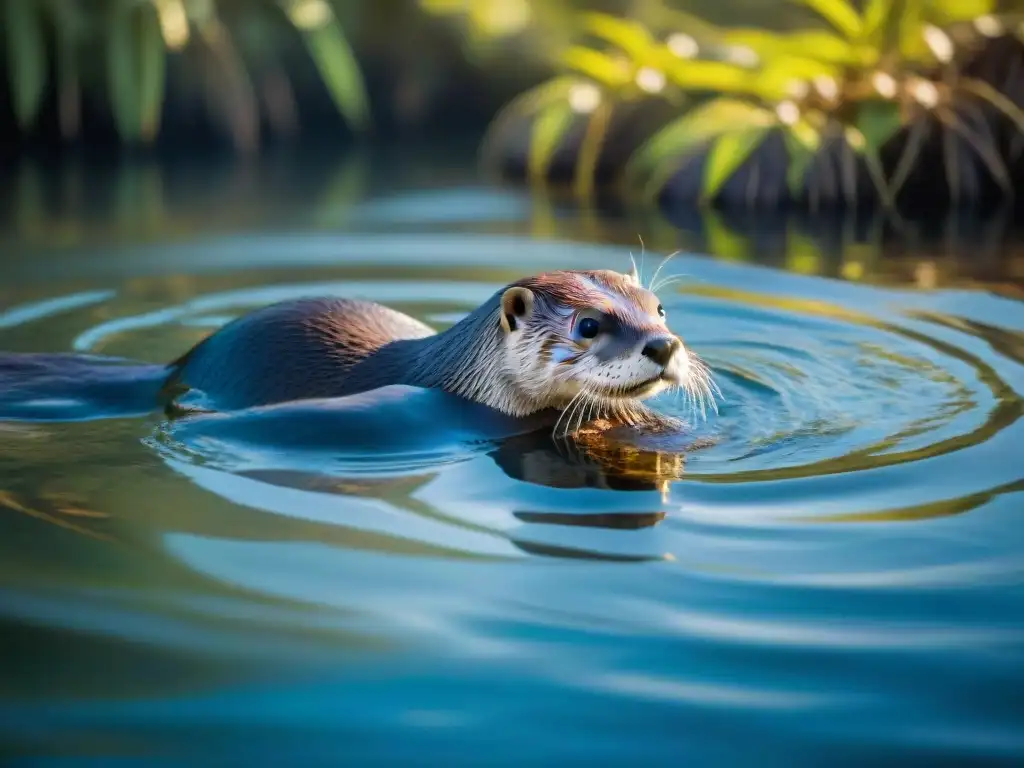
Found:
1,0 -> 371,150
483,0 -> 1024,210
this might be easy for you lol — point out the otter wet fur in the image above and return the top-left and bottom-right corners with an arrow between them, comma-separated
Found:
165,265 -> 720,436
0,266 -> 720,437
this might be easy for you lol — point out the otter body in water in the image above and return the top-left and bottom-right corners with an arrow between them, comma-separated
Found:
1,268 -> 717,435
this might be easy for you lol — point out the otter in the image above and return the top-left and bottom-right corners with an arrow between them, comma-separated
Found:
1,267 -> 718,436
162,266 -> 717,433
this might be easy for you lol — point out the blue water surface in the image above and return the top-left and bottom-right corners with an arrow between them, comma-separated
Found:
0,158 -> 1022,766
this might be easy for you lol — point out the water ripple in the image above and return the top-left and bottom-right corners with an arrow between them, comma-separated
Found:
1,230 -> 1022,763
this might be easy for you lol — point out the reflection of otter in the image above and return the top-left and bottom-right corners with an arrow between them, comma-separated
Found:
490,427 -> 687,493
164,267 -> 718,435
207,425 -> 692,562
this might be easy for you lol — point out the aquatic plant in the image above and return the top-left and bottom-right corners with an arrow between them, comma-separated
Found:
484,0 -> 1024,210
1,0 -> 370,149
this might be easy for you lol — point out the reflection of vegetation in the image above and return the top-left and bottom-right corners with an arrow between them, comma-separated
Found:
5,148 -> 1023,293
486,0 -> 1024,210
790,477 -> 1023,522
912,310 -> 1024,363
1,149 -> 373,246
0,487 -> 113,542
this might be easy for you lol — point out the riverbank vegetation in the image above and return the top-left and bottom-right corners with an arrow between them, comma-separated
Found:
4,0 -> 1024,215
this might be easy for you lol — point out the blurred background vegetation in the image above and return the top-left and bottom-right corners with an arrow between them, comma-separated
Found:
3,0 -> 1024,291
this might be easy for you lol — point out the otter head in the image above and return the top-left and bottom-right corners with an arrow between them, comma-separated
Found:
497,268 -> 696,417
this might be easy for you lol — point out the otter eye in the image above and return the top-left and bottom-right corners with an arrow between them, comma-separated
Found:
577,317 -> 601,339
657,304 -> 665,318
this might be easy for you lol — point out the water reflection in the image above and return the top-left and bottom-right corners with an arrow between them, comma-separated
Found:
491,428 -> 689,492
1,155 -> 1024,764
3,148 -> 1024,296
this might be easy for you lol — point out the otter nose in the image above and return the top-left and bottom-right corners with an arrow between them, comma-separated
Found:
641,336 -> 680,367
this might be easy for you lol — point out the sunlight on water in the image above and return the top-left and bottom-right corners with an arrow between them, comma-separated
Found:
0,181 -> 1022,764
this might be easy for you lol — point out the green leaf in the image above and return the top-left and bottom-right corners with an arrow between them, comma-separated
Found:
47,0 -> 81,139
574,99 -> 613,200
196,19 -> 259,152
788,0 -> 863,40
664,58 -> 755,94
648,7 -> 723,44
701,126 -> 771,203
626,97 -> 774,196
528,101 -> 574,181
107,2 -> 166,142
561,46 -> 632,89
845,125 -> 892,206
861,0 -> 895,40
138,6 -> 166,141
755,56 -> 842,101
3,0 -> 48,131
581,12 -> 656,63
785,136 -> 812,198
419,0 -> 465,13
722,29 -> 860,65
897,0 -> 929,61
479,76 -> 577,170
783,119 -> 822,197
498,75 -> 577,118
293,12 -> 371,133
855,99 -> 903,157
925,0 -> 995,25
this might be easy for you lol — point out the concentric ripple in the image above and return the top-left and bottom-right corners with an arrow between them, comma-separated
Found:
1,221 -> 1023,764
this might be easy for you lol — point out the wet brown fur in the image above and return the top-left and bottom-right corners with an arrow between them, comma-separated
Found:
166,269 -> 680,430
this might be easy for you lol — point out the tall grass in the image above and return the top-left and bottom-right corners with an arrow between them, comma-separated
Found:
1,0 -> 371,149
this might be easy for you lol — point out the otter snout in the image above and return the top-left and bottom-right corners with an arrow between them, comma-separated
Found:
641,336 -> 681,367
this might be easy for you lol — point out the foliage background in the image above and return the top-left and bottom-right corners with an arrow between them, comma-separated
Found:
2,0 -> 1024,292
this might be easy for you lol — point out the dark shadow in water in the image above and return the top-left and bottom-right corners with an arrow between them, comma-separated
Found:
0,618 -> 261,702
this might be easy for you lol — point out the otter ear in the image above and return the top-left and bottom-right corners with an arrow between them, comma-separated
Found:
500,286 -> 534,333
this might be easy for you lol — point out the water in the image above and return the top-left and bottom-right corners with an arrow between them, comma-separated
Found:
1,149 -> 1023,765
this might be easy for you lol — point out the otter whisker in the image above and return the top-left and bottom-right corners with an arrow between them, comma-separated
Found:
576,384 -> 602,432
555,360 -> 604,437
681,353 -> 722,424
568,389 -> 595,436
638,234 -> 647,287
694,355 -> 724,403
651,272 -> 702,294
584,392 -> 601,430
553,386 -> 589,438
692,372 -> 710,422
647,250 -> 682,293
570,391 -> 594,435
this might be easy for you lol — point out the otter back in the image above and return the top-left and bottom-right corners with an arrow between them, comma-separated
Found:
166,297 -> 436,411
